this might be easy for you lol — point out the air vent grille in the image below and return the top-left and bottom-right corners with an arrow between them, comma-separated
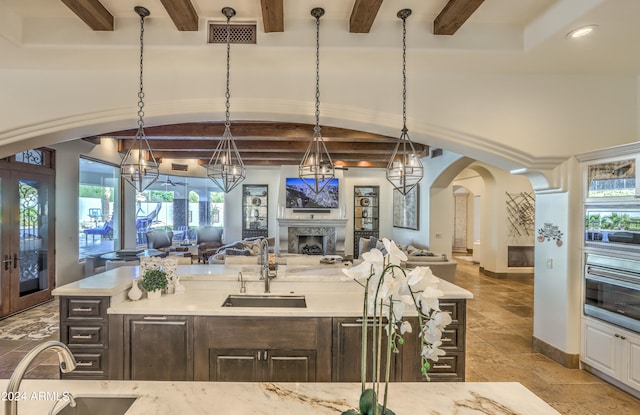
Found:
208,22 -> 257,44
171,163 -> 189,172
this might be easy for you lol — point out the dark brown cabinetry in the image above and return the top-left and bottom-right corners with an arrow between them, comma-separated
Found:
59,296 -> 111,379
332,317 -> 397,382
397,300 -> 467,382
333,299 -> 466,382
194,316 -> 331,382
209,348 -> 317,382
123,315 -> 193,381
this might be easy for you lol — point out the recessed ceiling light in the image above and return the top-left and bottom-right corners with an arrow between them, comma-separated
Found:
566,25 -> 597,39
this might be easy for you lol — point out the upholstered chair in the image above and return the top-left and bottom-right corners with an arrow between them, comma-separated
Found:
196,226 -> 224,262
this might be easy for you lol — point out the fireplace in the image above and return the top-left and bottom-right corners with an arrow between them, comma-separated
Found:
297,235 -> 326,255
277,218 -> 347,256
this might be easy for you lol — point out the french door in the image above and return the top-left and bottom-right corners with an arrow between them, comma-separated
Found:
0,163 -> 55,318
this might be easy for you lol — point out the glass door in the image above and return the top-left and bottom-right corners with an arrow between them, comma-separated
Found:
0,169 -> 55,317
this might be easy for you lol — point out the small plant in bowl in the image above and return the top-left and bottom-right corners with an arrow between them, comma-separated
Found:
140,269 -> 168,299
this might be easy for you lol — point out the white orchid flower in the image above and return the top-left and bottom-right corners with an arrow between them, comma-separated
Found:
432,310 -> 452,328
420,286 -> 443,313
382,238 -> 407,265
341,261 -> 372,281
400,320 -> 412,334
406,267 -> 426,286
421,342 -> 446,362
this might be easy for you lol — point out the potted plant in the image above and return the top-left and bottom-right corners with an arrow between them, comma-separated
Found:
140,269 -> 168,300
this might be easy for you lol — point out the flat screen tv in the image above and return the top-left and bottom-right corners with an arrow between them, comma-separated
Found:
285,177 -> 339,209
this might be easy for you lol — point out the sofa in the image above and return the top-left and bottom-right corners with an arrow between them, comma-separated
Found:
357,237 -> 457,283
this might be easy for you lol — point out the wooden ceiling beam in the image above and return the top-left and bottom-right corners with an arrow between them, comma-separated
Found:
433,0 -> 485,35
260,0 -> 284,33
349,0 -> 384,33
61,0 -> 114,31
159,0 -> 198,31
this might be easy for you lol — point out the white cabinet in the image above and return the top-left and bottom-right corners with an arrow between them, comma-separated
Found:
582,316 -> 640,394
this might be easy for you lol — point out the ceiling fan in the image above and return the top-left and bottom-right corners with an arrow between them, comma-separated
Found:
160,176 -> 188,187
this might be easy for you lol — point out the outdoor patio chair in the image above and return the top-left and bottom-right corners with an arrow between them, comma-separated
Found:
83,220 -> 113,243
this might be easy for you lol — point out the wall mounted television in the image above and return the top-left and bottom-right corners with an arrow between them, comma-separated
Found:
285,177 -> 339,209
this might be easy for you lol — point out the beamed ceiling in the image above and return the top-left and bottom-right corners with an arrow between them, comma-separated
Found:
89,122 -> 430,169
71,0 -> 480,167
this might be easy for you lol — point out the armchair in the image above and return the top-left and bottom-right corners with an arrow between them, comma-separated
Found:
196,226 -> 223,263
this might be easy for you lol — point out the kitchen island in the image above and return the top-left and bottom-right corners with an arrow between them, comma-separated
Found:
2,379 -> 561,414
53,264 -> 472,382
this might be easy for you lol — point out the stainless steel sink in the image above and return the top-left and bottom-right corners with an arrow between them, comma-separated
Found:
52,396 -> 137,415
221,294 -> 307,308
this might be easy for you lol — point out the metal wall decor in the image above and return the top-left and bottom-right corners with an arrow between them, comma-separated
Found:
298,7 -> 335,194
537,223 -> 563,246
506,192 -> 535,238
120,6 -> 160,193
207,7 -> 246,193
386,8 -> 424,196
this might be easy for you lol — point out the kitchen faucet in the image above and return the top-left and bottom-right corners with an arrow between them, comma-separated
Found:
5,340 -> 77,415
260,239 -> 274,293
238,271 -> 246,293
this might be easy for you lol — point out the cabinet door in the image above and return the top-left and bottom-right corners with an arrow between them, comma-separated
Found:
125,315 -> 193,381
332,318 -> 396,382
209,349 -> 261,381
265,349 -> 317,382
621,330 -> 640,391
582,319 -> 618,378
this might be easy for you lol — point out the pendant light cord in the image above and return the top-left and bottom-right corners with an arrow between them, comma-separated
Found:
137,12 -> 146,138
401,14 -> 407,134
225,13 -> 231,128
314,13 -> 321,135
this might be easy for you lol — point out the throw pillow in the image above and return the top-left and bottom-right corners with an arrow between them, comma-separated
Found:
225,248 -> 252,256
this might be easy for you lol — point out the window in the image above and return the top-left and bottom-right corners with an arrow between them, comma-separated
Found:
587,159 -> 636,198
78,158 -> 121,259
135,175 -> 224,246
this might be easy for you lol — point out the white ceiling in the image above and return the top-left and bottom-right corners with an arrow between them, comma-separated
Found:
2,0 -> 640,76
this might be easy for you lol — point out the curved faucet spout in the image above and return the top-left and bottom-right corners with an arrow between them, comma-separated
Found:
260,239 -> 272,293
5,340 -> 77,415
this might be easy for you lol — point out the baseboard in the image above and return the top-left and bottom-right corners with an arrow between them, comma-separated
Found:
479,267 -> 533,280
582,363 -> 640,399
532,336 -> 580,369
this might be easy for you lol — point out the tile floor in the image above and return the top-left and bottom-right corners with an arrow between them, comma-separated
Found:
0,258 -> 639,414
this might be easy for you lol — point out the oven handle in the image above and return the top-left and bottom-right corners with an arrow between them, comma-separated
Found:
586,264 -> 640,281
586,274 -> 639,291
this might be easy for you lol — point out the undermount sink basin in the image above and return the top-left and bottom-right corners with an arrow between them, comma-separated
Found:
52,396 -> 137,415
222,294 -> 307,308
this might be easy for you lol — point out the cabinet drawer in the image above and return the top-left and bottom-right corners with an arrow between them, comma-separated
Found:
61,297 -> 108,321
440,301 -> 465,324
62,350 -> 108,378
62,324 -> 107,348
440,325 -> 464,351
428,352 -> 464,382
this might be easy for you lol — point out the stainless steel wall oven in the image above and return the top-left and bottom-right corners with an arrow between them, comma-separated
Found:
584,254 -> 640,333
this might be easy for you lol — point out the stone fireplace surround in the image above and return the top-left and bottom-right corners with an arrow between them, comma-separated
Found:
277,218 -> 347,255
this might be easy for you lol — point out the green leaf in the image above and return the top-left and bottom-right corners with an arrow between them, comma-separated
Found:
341,410 -> 360,415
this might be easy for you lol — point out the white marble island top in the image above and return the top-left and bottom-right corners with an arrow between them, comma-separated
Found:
2,380 -> 560,414
52,264 -> 472,317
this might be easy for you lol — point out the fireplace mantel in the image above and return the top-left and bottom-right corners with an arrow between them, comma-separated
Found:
276,218 -> 348,255
276,218 -> 348,227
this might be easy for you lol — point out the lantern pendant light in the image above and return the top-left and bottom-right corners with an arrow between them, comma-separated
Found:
386,8 -> 423,196
207,7 -> 246,193
121,6 -> 160,193
299,7 -> 335,194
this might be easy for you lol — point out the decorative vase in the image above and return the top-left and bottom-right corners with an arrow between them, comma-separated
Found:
147,289 -> 162,300
128,279 -> 142,301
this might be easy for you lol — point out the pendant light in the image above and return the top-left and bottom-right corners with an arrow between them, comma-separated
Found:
207,7 -> 246,193
299,7 -> 335,194
121,6 -> 160,193
386,8 -> 423,196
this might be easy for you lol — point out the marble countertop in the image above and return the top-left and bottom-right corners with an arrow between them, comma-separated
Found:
1,380 -> 560,414
52,264 -> 473,317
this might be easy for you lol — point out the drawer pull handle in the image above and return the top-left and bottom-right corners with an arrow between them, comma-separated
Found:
143,316 -> 168,320
72,307 -> 94,312
441,337 -> 452,342
71,334 -> 93,339
76,361 -> 94,367
432,364 -> 452,369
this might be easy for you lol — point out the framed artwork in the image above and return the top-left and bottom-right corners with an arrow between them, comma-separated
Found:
393,186 -> 419,230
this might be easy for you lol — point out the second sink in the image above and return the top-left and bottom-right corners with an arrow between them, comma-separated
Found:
52,396 -> 137,415
221,294 -> 307,308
